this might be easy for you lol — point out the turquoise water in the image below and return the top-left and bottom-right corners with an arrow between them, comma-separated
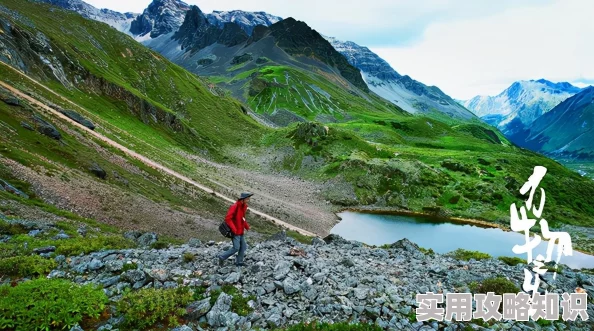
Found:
331,211 -> 594,270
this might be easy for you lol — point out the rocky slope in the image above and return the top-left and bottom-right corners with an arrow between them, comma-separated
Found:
129,0 -> 190,39
324,36 -> 477,122
514,86 -> 594,159
13,220 -> 593,331
461,79 -> 582,138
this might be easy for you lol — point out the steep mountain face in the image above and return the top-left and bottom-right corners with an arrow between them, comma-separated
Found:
34,0 -> 138,32
515,86 -> 594,159
129,0 -> 190,39
462,79 -> 582,135
172,6 -> 249,52
206,10 -> 282,35
325,36 -> 476,121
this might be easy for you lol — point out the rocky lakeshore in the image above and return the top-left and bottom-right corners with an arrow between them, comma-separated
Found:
16,229 -> 593,331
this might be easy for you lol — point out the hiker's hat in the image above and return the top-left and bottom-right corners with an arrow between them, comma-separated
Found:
239,192 -> 253,200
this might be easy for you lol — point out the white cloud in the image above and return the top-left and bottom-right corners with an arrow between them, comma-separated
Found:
370,0 -> 594,100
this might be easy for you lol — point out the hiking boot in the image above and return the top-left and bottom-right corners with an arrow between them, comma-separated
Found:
218,257 -> 225,267
235,262 -> 246,267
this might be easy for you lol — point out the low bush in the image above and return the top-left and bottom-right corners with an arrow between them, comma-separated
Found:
448,249 -> 491,261
116,287 -> 193,329
55,236 -> 135,256
150,240 -> 169,250
498,256 -> 527,266
470,277 -> 520,295
0,278 -> 108,330
183,252 -> 195,263
0,255 -> 56,278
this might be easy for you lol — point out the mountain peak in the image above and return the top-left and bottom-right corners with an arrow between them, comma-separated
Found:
130,0 -> 190,38
206,9 -> 281,35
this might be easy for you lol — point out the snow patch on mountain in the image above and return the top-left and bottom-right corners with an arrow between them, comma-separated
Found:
462,79 -> 582,132
206,10 -> 282,35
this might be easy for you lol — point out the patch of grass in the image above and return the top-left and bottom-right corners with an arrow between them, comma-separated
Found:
470,277 -> 520,295
287,230 -> 313,245
498,256 -> 527,266
0,278 -> 108,330
121,262 -> 138,272
150,240 -> 169,250
209,285 -> 256,317
116,287 -> 193,330
418,247 -> 435,257
183,252 -> 195,263
448,248 -> 492,261
0,255 -> 57,278
0,221 -> 28,236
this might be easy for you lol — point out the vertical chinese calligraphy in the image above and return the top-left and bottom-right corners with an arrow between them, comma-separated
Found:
509,167 -> 574,304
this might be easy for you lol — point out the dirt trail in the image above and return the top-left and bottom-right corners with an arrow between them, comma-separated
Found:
0,67 -> 318,238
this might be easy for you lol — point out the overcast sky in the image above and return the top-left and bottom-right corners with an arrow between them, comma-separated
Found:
85,0 -> 593,100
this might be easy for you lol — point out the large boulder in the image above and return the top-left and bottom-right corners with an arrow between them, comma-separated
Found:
32,114 -> 61,140
58,109 -> 95,130
89,163 -> 107,180
185,298 -> 211,321
207,293 -> 233,327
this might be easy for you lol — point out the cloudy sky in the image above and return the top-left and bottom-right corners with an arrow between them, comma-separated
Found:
85,0 -> 593,100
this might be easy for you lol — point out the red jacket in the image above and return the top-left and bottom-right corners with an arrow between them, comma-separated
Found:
225,200 -> 250,235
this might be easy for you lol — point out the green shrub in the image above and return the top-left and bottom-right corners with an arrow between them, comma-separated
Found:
150,240 -> 169,250
0,255 -> 57,278
0,221 -> 28,235
498,256 -> 527,266
0,278 -> 108,330
209,285 -> 256,316
472,277 -> 519,295
418,247 -> 435,256
183,252 -> 195,263
275,321 -> 383,330
121,262 -> 138,272
448,249 -> 491,261
116,287 -> 193,329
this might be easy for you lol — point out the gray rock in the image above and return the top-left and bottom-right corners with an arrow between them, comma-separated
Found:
137,232 -> 158,247
48,270 -> 66,278
263,282 -> 276,293
207,293 -> 233,327
21,121 -> 34,131
170,325 -> 193,331
105,260 -> 124,272
146,268 -> 169,282
28,230 -> 42,237
274,260 -> 292,280
32,114 -> 61,140
224,272 -> 240,284
188,238 -> 202,248
341,258 -> 355,268
69,324 -> 84,331
163,281 -> 178,289
100,276 -> 120,288
266,313 -> 282,328
33,246 -> 56,254
55,255 -> 66,264
186,298 -> 211,320
283,277 -> 301,295
312,237 -> 326,246
54,232 -> 70,240
123,231 -> 141,241
354,287 -> 368,300
123,269 -> 145,283
88,258 -> 104,271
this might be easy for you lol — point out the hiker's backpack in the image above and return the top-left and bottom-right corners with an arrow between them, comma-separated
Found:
218,203 -> 239,238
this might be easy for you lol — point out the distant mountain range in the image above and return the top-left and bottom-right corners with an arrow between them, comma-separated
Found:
37,0 -> 478,123
324,36 -> 476,121
513,86 -> 594,159
461,79 -> 582,136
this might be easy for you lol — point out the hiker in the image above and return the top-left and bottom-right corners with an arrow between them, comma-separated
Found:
218,192 -> 253,267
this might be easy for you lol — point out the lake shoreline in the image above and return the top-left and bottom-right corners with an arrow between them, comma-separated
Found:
336,206 -> 594,263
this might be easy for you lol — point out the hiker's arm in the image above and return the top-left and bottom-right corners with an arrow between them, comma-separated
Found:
225,204 -> 238,234
243,217 -> 250,231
